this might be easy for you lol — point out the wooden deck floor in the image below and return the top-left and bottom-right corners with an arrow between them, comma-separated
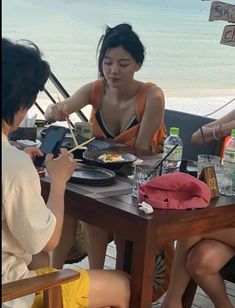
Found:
64,241 -> 235,307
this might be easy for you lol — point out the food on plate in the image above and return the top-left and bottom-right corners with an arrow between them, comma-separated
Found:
98,153 -> 125,163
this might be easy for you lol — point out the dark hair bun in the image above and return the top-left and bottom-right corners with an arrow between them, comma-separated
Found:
97,23 -> 145,79
105,23 -> 132,36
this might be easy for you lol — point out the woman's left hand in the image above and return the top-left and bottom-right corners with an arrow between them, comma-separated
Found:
24,147 -> 44,161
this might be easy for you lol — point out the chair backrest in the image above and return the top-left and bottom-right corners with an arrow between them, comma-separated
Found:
164,109 -> 223,161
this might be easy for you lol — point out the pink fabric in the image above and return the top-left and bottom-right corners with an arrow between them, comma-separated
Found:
138,172 -> 211,209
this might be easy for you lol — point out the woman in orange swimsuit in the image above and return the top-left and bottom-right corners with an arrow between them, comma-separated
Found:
45,23 -> 166,270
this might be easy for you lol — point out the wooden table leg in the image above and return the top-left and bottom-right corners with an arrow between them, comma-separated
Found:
116,238 -> 133,273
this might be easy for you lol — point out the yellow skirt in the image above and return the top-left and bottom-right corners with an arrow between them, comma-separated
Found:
32,267 -> 89,308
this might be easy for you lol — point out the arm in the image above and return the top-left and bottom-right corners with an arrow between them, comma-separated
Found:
205,109 -> 235,128
42,149 -> 76,252
44,82 -> 94,123
135,86 -> 165,151
191,109 -> 235,144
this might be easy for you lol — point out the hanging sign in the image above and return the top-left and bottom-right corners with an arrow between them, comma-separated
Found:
209,1 -> 235,23
220,25 -> 235,46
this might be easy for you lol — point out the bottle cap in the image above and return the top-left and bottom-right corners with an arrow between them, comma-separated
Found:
231,129 -> 235,138
170,127 -> 179,135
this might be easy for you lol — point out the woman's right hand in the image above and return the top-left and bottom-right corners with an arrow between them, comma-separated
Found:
44,102 -> 69,123
45,148 -> 76,183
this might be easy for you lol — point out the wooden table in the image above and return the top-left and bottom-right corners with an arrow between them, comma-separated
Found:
40,147 -> 235,308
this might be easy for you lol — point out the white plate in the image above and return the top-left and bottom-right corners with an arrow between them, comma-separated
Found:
16,139 -> 41,147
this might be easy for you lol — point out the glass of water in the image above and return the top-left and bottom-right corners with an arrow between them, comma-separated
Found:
217,166 -> 234,196
197,155 -> 221,178
132,164 -> 160,198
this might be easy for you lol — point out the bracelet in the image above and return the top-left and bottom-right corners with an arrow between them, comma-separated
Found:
212,126 -> 220,140
200,127 -> 206,143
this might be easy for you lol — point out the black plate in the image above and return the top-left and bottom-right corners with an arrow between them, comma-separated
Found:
69,165 -> 116,185
83,149 -> 137,170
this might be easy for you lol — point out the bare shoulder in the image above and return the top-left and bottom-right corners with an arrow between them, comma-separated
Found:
148,84 -> 164,98
140,83 -> 165,131
146,84 -> 165,110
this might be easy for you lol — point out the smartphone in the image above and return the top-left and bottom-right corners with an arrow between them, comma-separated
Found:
34,126 -> 67,166
40,125 -> 67,156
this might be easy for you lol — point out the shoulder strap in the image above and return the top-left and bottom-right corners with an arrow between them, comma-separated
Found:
136,82 -> 156,121
135,82 -> 166,153
91,80 -> 104,110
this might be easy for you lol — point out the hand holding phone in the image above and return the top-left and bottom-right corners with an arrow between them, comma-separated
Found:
34,126 -> 67,166
45,148 -> 76,182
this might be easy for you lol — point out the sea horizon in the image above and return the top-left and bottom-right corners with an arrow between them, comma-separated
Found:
3,0 -> 235,119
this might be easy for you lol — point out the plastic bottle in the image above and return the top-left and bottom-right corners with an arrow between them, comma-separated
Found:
223,129 -> 235,168
162,127 -> 183,173
222,129 -> 235,195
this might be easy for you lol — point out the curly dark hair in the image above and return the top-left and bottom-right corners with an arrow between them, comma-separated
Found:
2,38 -> 51,125
96,23 -> 146,79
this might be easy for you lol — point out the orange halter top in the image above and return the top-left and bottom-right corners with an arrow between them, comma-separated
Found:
89,80 -> 166,153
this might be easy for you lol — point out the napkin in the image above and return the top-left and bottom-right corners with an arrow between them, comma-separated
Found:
138,201 -> 154,214
138,172 -> 211,210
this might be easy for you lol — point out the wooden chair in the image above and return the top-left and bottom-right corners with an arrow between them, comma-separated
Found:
182,256 -> 235,308
2,269 -> 80,308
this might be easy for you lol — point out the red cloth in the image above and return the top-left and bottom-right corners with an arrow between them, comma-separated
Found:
138,172 -> 211,209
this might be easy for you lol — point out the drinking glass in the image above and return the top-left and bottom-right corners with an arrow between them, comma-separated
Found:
216,166 -> 235,196
132,164 -> 160,198
197,155 -> 221,178
74,122 -> 93,141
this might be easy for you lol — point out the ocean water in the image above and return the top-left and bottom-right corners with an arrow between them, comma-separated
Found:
2,0 -> 235,120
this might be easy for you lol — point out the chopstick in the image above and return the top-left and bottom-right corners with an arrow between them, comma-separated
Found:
68,137 -> 95,153
57,97 -> 78,147
66,117 -> 78,147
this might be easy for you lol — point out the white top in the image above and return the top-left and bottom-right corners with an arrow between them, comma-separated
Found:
2,133 -> 56,308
